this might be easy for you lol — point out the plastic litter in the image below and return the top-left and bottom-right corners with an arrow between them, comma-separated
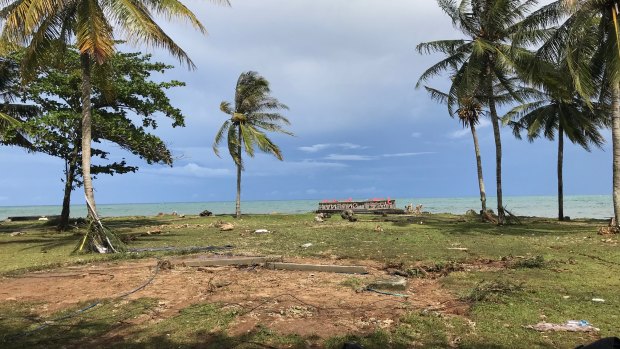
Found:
525,320 -> 599,332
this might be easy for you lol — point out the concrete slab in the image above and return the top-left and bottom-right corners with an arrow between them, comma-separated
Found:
182,256 -> 282,267
366,276 -> 408,291
265,262 -> 368,274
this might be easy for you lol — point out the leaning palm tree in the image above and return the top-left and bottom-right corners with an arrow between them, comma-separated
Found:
214,71 -> 293,218
417,0 -> 544,224
504,61 -> 607,221
522,0 -> 620,225
0,0 -> 229,216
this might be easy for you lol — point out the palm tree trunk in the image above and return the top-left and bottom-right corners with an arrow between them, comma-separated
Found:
470,123 -> 487,213
59,160 -> 77,231
612,83 -> 620,226
80,52 -> 96,216
235,126 -> 242,219
558,125 -> 564,221
486,63 -> 504,224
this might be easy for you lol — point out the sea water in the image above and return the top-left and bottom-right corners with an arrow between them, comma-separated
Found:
0,195 -> 613,220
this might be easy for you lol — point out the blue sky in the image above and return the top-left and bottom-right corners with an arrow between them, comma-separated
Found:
0,0 -> 612,206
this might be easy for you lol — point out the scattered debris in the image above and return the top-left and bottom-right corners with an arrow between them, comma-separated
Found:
38,217 -> 49,221
183,256 -> 282,267
314,214 -> 324,223
482,210 -> 498,224
465,209 -> 479,217
143,228 -> 163,236
374,225 -> 384,232
301,243 -> 313,248
591,298 -> 605,303
211,221 -> 235,231
254,229 -> 271,234
503,207 -> 521,224
10,231 -> 25,236
405,203 -> 424,215
199,210 -> 213,217
365,287 -> 409,298
525,320 -> 599,333
266,262 -> 368,274
447,247 -> 468,251
340,209 -> 358,222
366,276 -> 407,291
598,218 -> 620,235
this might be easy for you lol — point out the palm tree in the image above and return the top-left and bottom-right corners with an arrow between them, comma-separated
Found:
0,56 -> 36,147
0,0 -> 229,215
417,0 -> 543,224
523,0 -> 620,225
214,71 -> 293,218
504,61 -> 606,221
425,86 -> 488,213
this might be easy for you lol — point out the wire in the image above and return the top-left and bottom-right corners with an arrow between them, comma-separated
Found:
4,259 -> 162,341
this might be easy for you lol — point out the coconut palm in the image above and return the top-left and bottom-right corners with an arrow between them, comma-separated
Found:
417,0 -> 544,224
0,0 -> 229,214
522,0 -> 620,224
504,61 -> 607,221
214,71 -> 293,218
425,85 -> 488,213
0,56 -> 36,147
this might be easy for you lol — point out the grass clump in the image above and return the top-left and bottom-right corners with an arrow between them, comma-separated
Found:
340,277 -> 364,290
464,280 -> 524,302
512,255 -> 546,269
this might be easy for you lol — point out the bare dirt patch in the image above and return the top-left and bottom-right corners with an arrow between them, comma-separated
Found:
0,255 -> 468,339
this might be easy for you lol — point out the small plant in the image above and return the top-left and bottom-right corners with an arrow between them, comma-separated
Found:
512,255 -> 545,269
340,277 -> 364,290
464,280 -> 524,302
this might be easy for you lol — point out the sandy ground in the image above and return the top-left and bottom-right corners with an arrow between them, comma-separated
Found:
0,255 -> 471,340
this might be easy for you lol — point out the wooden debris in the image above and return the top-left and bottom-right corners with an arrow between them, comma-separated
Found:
265,262 -> 368,274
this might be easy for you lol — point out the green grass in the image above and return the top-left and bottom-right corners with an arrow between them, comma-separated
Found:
1,213 -> 618,348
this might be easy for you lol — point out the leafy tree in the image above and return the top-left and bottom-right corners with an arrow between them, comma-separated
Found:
0,0 -> 228,218
3,49 -> 184,230
213,71 -> 293,218
417,0 -> 544,224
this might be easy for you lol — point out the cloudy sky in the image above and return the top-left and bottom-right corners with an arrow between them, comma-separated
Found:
0,0 -> 612,206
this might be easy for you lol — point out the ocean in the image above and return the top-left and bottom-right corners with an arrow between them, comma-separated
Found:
0,195 -> 613,220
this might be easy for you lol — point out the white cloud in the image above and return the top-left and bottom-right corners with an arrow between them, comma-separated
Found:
324,154 -> 375,161
447,119 -> 491,139
298,143 -> 365,153
145,163 -> 232,178
411,132 -> 422,138
382,152 -> 435,157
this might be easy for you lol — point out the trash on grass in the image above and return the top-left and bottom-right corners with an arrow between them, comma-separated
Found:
525,320 -> 599,332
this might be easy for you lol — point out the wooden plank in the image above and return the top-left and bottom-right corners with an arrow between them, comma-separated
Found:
183,256 -> 282,267
265,262 -> 368,274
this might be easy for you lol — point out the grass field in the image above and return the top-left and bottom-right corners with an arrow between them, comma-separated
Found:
0,213 -> 618,348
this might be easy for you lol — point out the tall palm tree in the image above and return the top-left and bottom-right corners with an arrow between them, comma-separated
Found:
0,0 -> 229,215
214,71 -> 293,218
417,0 -> 543,224
425,86 -> 488,213
523,0 -> 620,225
504,62 -> 606,221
